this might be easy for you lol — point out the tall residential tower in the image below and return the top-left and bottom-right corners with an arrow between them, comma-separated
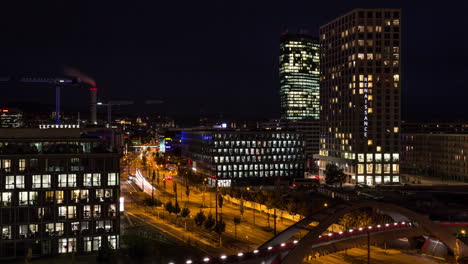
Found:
316,9 -> 401,185
280,34 -> 320,121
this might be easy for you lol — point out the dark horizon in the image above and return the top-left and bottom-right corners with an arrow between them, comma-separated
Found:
0,2 -> 467,121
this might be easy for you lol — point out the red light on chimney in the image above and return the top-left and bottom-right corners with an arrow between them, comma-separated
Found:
89,88 -> 98,91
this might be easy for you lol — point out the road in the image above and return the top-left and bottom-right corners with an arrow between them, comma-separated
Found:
121,162 -> 299,255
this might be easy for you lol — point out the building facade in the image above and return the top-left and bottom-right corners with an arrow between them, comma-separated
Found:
315,9 -> 401,185
262,119 -> 320,170
0,129 -> 120,259
181,129 -> 305,186
280,34 -> 320,120
0,109 -> 23,128
401,121 -> 468,183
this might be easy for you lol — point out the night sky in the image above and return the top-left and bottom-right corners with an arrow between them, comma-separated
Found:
0,1 -> 467,121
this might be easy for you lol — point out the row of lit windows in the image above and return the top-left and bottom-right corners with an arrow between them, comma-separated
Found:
217,163 -> 301,171
213,148 -> 302,155
1,173 -> 118,190
0,189 -> 115,206
353,175 -> 400,184
213,133 -> 300,140
213,140 -> 302,148
357,153 -> 399,162
59,235 -> 119,253
0,223 -> 117,242
357,163 -> 399,174
217,170 -> 302,178
213,155 -> 303,164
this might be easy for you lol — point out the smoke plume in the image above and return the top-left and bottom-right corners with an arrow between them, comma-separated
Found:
64,67 -> 97,87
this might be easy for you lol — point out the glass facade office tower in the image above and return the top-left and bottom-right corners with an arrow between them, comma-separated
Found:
316,9 -> 401,185
280,34 -> 320,120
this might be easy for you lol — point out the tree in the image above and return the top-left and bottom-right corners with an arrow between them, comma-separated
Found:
214,216 -> 226,247
265,193 -> 277,229
204,214 -> 215,230
325,164 -> 346,187
185,183 -> 190,206
173,201 -> 181,215
181,207 -> 190,231
181,207 -> 190,218
173,182 -> 178,204
286,200 -> 300,216
339,210 -> 374,230
194,211 -> 206,227
233,217 -> 241,238
165,201 -> 174,214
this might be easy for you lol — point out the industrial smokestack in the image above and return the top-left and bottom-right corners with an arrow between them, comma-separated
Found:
90,87 -> 97,124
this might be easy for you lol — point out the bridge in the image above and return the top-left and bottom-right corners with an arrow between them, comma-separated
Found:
169,201 -> 468,264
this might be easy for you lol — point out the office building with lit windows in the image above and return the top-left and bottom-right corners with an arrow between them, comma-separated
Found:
315,9 -> 401,185
0,128 -> 120,259
280,34 -> 320,120
181,129 -> 305,186
262,118 -> 320,170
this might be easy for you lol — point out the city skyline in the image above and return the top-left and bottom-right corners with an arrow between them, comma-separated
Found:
0,4 -> 467,263
0,2 -> 467,121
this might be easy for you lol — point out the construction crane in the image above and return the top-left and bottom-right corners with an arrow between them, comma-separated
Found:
0,75 -> 80,124
97,100 -> 134,127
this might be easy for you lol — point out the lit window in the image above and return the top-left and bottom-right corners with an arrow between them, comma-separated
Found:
18,159 -> 26,172
367,140 -> 373,145
358,164 -> 364,174
1,192 -> 12,206
1,160 -> 11,172
375,164 -> 382,174
32,175 -> 41,188
1,226 -> 11,239
108,173 -> 119,186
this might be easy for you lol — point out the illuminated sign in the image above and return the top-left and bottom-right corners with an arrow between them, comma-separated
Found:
39,124 -> 80,129
363,77 -> 369,137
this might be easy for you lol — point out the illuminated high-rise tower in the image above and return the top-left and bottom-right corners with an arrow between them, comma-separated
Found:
280,34 -> 320,120
316,9 -> 402,185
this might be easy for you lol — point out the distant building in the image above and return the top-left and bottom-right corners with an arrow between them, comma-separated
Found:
0,108 -> 23,128
280,34 -> 320,120
402,121 -> 468,134
181,129 -> 306,186
401,121 -> 468,182
0,128 -> 120,259
316,9 -> 402,185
